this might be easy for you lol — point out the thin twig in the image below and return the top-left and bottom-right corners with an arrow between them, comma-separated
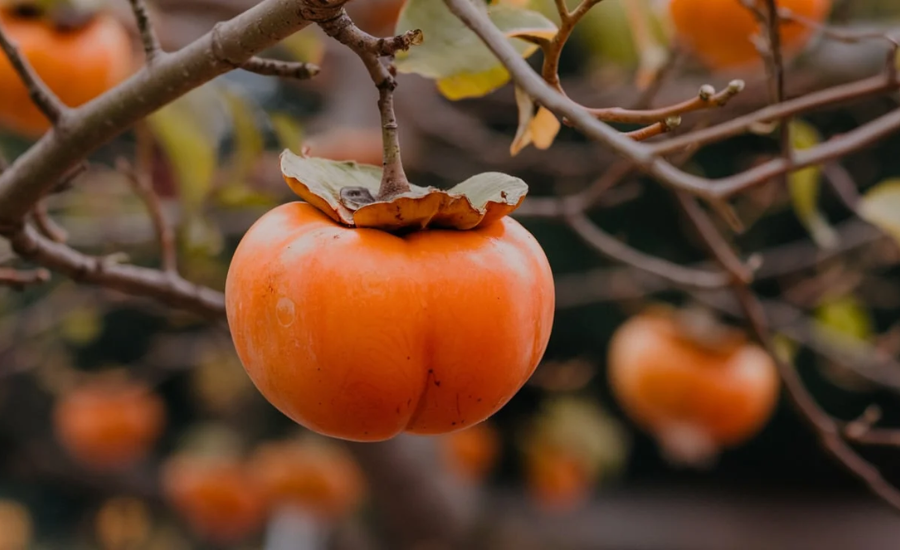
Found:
127,0 -> 164,62
590,82 -> 745,125
0,23 -> 68,125
241,57 -> 321,79
31,200 -> 68,243
677,182 -> 900,514
318,13 -> 423,200
0,266 -> 50,290
564,210 -> 729,289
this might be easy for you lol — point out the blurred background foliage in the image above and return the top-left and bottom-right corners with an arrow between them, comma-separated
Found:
2,0 -> 900,548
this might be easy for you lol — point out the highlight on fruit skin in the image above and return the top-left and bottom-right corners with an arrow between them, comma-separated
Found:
225,200 -> 554,442
161,454 -> 267,545
607,307 -> 780,466
0,0 -> 134,137
248,437 -> 366,521
669,0 -> 832,70
53,379 -> 166,470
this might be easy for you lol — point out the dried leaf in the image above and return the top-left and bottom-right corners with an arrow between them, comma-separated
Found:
280,151 -> 528,231
511,86 -> 561,155
395,0 -> 557,100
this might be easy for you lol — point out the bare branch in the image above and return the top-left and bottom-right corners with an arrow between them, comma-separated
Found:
318,13 -> 423,200
127,0 -> 164,62
565,211 -> 730,289
241,57 -> 320,80
0,23 -> 68,125
8,225 -> 223,317
0,266 -> 50,290
0,0 -> 351,228
31,200 -> 68,243
117,158 -> 177,274
589,81 -> 744,125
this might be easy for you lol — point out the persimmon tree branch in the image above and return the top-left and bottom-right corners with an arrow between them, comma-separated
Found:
0,24 -> 68,125
442,0 -> 900,202
0,266 -> 50,290
317,14 -> 422,200
676,192 -> 900,513
241,57 -> 321,80
0,0 -> 351,230
126,0 -> 163,62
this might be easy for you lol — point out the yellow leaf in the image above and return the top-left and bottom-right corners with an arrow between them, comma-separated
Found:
280,28 -> 326,65
814,294 -> 873,344
788,120 -> 837,249
858,178 -> 900,245
270,112 -> 305,154
511,86 -> 560,155
395,0 -> 558,99
222,91 -> 264,189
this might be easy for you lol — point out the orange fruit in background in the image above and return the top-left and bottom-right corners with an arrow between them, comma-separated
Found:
346,0 -> 406,35
161,455 -> 266,544
669,0 -> 831,70
0,6 -> 134,137
440,422 -> 501,483
225,203 -> 554,442
525,445 -> 593,512
248,439 -> 365,520
607,310 -> 779,456
53,380 -> 165,470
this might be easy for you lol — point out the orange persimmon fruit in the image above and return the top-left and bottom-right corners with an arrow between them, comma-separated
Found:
0,4 -> 134,137
607,309 -> 779,463
248,438 -> 365,520
525,444 -> 592,512
670,0 -> 831,70
439,422 -> 501,483
53,380 -> 165,470
225,202 -> 554,442
161,455 -> 266,544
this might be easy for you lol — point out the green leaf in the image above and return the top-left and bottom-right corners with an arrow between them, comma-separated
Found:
222,91 -> 264,189
788,120 -> 837,249
395,0 -> 557,100
858,178 -> 900,245
280,27 -> 326,65
814,294 -> 873,344
146,89 -> 222,215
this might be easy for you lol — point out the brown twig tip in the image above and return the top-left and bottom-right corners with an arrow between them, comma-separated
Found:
127,0 -> 163,61
241,57 -> 321,80
699,84 -> 716,101
0,25 -> 67,124
0,266 -> 50,289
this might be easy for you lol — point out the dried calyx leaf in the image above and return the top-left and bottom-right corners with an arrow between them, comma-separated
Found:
280,151 -> 528,232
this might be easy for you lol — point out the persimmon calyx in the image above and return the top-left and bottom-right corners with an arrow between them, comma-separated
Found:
280,150 -> 529,231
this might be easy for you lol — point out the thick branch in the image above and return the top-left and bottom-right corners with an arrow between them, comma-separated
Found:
0,0 -> 350,227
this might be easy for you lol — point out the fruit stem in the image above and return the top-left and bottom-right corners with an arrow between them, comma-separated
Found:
376,80 -> 410,200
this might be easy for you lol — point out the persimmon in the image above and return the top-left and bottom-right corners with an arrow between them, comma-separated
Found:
53,380 -> 165,470
0,4 -> 134,137
607,309 -> 779,463
669,0 -> 831,70
525,445 -> 592,512
161,455 -> 266,544
248,438 -> 365,520
225,202 -> 554,442
439,422 -> 500,483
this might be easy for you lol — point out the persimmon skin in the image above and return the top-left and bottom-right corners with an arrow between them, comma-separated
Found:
607,312 -> 779,447
53,381 -> 165,470
248,440 -> 365,520
0,10 -> 133,137
161,456 -> 266,545
225,203 -> 555,442
670,0 -> 831,70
